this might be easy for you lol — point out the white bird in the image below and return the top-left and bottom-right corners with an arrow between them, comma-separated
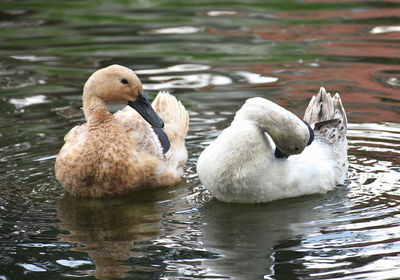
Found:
197,87 -> 348,203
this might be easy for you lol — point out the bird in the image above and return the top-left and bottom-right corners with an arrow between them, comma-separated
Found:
55,65 -> 189,197
197,87 -> 348,203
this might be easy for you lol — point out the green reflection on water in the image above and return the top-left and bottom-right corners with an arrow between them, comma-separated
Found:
0,0 -> 399,279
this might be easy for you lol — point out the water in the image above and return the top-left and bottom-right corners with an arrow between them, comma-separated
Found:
0,0 -> 399,279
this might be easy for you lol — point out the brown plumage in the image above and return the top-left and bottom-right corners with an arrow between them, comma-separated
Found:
55,65 -> 189,197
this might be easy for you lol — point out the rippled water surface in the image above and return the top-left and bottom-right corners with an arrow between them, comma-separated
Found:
0,1 -> 399,279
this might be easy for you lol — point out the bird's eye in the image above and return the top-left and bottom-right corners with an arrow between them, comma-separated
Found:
121,78 -> 128,85
294,147 -> 299,151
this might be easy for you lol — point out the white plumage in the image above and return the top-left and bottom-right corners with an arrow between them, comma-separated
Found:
197,87 -> 348,203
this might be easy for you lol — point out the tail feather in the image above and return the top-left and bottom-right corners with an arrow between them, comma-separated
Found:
332,92 -> 348,129
152,91 -> 189,137
304,87 -> 347,128
304,87 -> 347,144
304,87 -> 348,184
152,91 -> 189,170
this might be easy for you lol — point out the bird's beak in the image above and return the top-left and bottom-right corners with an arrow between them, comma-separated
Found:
128,92 -> 164,128
274,147 -> 289,159
303,120 -> 314,146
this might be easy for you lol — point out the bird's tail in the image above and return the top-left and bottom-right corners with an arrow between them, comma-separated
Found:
304,87 -> 348,184
304,87 -> 347,127
152,91 -> 189,169
152,91 -> 189,137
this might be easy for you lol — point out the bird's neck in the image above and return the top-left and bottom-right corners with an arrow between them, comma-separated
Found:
82,94 -> 109,122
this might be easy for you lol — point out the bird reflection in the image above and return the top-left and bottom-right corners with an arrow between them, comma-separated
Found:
198,193 -> 344,279
57,184 -> 182,279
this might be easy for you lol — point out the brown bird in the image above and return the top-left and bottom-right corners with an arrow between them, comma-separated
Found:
55,65 -> 189,197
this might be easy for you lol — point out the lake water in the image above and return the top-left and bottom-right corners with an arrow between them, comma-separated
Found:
0,1 -> 399,279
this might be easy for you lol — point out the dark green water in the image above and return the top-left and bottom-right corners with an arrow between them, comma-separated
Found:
0,1 -> 399,279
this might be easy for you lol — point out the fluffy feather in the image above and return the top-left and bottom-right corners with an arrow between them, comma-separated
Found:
197,87 -> 348,203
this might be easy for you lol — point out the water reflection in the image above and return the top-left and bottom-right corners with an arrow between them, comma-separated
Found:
9,95 -> 48,108
199,194 -> 346,279
148,26 -> 203,35
57,185 -> 181,279
141,66 -> 277,90
147,73 -> 232,90
0,0 -> 400,279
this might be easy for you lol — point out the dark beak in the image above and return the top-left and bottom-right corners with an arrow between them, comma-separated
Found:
128,92 -> 164,128
303,120 -> 314,146
274,147 -> 288,159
